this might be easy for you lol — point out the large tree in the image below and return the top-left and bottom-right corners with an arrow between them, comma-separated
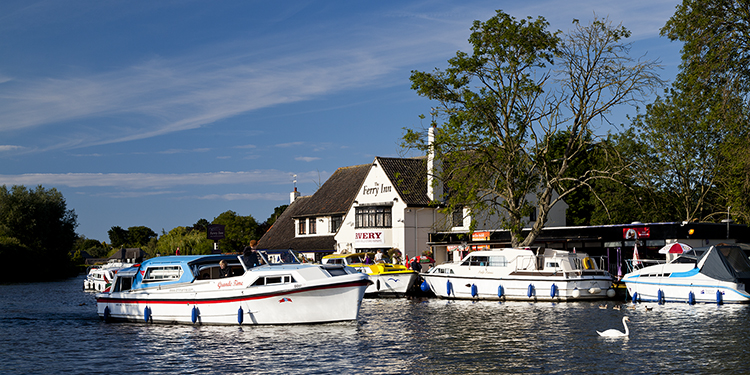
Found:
212,210 -> 260,252
404,12 -> 662,246
0,185 -> 78,280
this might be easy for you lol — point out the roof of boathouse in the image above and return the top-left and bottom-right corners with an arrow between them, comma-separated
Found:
292,163 -> 370,218
375,156 -> 430,206
258,195 -> 337,252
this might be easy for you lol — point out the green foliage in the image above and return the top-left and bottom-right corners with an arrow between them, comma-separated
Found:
156,226 -> 213,255
0,185 -> 78,281
108,226 -> 129,248
126,226 -> 157,247
212,210 -> 260,252
73,236 -> 109,258
258,204 -> 288,235
404,12 -> 661,246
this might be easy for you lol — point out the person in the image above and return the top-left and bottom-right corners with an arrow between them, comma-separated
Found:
243,240 -> 260,269
411,256 -> 422,273
219,259 -> 233,278
374,249 -> 384,263
175,247 -> 181,255
364,254 -> 371,264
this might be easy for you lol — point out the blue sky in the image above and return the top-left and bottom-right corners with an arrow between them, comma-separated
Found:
0,1 -> 683,242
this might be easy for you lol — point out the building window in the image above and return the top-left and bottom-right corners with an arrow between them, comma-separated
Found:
529,208 -> 537,222
452,206 -> 464,227
330,215 -> 342,233
308,218 -> 316,234
355,206 -> 392,228
298,219 -> 306,235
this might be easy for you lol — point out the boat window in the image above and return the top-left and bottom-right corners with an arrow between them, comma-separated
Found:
325,267 -> 349,277
251,275 -> 296,286
489,256 -> 507,267
143,266 -> 183,282
463,256 -> 489,266
113,276 -> 133,292
327,258 -> 344,265
546,262 -> 560,269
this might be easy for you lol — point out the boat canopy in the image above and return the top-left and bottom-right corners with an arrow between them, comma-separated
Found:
696,245 -> 750,283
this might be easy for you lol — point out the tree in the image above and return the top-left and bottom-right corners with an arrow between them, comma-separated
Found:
0,185 -> 78,280
156,226 -> 213,255
258,204 -> 288,235
212,210 -> 260,252
73,235 -> 109,258
108,226 -> 129,248
126,226 -> 157,248
403,12 -> 662,246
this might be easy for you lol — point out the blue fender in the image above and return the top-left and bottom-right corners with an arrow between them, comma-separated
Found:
471,284 -> 478,298
688,291 -> 696,305
191,306 -> 199,324
632,292 -> 639,303
446,280 -> 453,296
657,289 -> 665,304
717,290 -> 723,305
527,284 -> 534,298
103,306 -> 110,322
550,283 -> 558,298
420,280 -> 430,292
144,306 -> 151,323
497,285 -> 504,298
238,307 -> 244,325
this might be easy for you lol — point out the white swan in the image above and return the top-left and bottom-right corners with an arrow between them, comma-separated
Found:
597,317 -> 630,337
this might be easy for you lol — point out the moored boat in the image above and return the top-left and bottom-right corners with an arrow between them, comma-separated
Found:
83,261 -> 135,292
321,253 -> 419,297
96,250 -> 371,325
421,247 -> 615,301
622,244 -> 750,304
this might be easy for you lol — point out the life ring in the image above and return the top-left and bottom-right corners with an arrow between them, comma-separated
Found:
583,257 -> 593,270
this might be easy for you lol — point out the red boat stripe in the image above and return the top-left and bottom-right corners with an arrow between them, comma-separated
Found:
97,279 -> 370,305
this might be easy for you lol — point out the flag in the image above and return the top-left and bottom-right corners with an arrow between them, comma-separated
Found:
633,243 -> 641,267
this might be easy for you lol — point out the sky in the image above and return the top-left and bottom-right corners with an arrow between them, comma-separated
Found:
0,1 -> 683,242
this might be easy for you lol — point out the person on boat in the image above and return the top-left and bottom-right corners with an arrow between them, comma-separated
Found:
219,260 -> 233,278
243,240 -> 261,268
411,256 -> 422,273
374,249 -> 384,263
364,254 -> 371,264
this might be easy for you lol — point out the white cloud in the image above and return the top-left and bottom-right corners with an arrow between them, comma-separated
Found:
0,170 -> 322,189
295,156 -> 320,162
0,145 -> 24,152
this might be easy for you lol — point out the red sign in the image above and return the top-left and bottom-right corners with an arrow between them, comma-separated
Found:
623,227 -> 650,239
472,231 -> 490,241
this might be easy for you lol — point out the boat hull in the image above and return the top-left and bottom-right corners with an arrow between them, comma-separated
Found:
623,277 -> 750,304
422,274 -> 613,301
97,275 -> 370,325
365,272 -> 419,297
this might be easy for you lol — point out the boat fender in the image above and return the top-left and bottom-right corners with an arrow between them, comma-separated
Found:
550,283 -> 558,298
103,306 -> 110,322
583,257 -> 593,270
572,288 -> 580,299
497,285 -> 504,298
606,288 -> 616,298
657,289 -> 665,304
688,291 -> 696,305
144,306 -> 151,323
632,292 -> 638,303
471,284 -> 478,298
238,307 -> 244,325
191,306 -> 199,324
527,284 -> 534,298
716,290 -> 723,305
446,280 -> 453,296
420,280 -> 430,292
377,279 -> 381,291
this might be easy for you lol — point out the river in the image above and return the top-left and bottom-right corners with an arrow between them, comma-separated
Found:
1,274 -> 749,374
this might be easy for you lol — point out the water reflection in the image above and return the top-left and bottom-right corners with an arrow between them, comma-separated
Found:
2,276 -> 750,374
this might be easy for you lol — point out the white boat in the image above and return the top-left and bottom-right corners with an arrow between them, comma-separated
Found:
83,261 -> 135,292
96,250 -> 371,325
622,245 -> 750,304
421,247 -> 615,301
321,253 -> 419,297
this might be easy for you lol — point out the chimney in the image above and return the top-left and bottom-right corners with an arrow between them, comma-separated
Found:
290,187 -> 300,203
427,125 -> 443,202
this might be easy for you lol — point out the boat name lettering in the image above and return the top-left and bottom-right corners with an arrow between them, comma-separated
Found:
170,288 -> 193,292
218,280 -> 243,289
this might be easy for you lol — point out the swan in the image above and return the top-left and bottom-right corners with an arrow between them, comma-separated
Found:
597,317 -> 630,337
598,304 -> 608,309
613,305 -> 621,310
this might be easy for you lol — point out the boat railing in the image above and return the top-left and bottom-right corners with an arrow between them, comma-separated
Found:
625,258 -> 665,273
